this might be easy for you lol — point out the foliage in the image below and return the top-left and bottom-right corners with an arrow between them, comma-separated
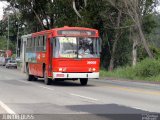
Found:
137,45 -> 160,61
148,14 -> 160,48
134,58 -> 160,78
100,67 -> 135,80
100,58 -> 160,81
142,14 -> 157,34
114,29 -> 133,67
0,36 -> 16,53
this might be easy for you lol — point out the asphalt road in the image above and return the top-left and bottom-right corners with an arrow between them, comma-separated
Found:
0,66 -> 160,120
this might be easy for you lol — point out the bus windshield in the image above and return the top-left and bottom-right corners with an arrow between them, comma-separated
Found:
54,37 -> 100,58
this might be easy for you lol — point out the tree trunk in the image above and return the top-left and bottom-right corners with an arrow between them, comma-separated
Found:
109,10 -> 122,71
132,38 -> 138,66
131,26 -> 138,66
136,21 -> 154,58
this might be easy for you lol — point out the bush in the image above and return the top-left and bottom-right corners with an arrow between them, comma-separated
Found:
134,58 -> 160,78
100,58 -> 160,81
100,66 -> 135,80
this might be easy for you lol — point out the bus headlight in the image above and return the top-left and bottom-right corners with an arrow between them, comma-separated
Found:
89,68 -> 96,72
59,68 -> 67,72
59,68 -> 63,72
63,68 -> 67,72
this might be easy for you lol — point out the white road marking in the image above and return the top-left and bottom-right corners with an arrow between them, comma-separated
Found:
0,101 -> 16,114
70,93 -> 98,101
18,80 -> 55,91
39,86 -> 55,91
18,80 -> 98,101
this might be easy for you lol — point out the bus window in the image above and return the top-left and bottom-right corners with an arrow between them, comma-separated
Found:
26,37 -> 31,52
27,37 -> 31,47
53,38 -> 60,58
58,37 -> 77,58
31,37 -> 36,52
35,36 -> 39,52
37,36 -> 46,51
78,37 -> 99,58
36,36 -> 42,52
54,37 -> 100,58
43,36 -> 46,51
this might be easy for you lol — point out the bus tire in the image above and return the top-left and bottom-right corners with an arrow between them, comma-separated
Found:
80,78 -> 88,86
26,65 -> 33,81
44,69 -> 52,85
33,76 -> 38,81
28,75 -> 34,81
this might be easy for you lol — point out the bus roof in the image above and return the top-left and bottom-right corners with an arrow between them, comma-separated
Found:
54,26 -> 98,31
32,26 -> 99,37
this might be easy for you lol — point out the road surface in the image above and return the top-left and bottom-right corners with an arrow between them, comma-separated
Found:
0,66 -> 160,120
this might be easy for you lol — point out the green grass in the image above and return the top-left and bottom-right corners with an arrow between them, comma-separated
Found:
146,75 -> 160,82
100,58 -> 160,82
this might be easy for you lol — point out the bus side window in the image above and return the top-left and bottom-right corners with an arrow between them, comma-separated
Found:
36,36 -> 41,52
35,36 -> 39,52
36,36 -> 39,52
43,36 -> 46,51
26,37 -> 31,52
26,38 -> 29,52
39,36 -> 43,51
31,37 -> 34,52
34,37 -> 36,52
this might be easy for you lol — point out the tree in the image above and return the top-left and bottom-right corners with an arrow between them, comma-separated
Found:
102,0 -> 158,69
123,0 -> 154,60
6,0 -> 80,31
2,0 -> 159,69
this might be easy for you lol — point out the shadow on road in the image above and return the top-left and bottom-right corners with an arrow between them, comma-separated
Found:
22,104 -> 158,120
30,114 -> 144,120
67,104 -> 149,114
31,79 -> 95,87
65,104 -> 157,120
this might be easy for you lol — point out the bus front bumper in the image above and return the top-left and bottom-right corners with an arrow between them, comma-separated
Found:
53,72 -> 99,79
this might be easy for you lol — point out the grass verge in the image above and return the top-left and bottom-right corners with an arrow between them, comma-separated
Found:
100,58 -> 160,82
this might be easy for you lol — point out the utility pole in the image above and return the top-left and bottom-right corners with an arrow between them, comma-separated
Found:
16,22 -> 19,57
7,15 -> 9,51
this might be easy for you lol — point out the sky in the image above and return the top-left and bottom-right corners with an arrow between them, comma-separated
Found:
0,1 -> 8,20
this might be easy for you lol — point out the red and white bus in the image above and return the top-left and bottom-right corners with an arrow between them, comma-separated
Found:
21,26 -> 101,85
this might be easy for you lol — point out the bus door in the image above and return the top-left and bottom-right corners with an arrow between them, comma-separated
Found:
47,36 -> 53,77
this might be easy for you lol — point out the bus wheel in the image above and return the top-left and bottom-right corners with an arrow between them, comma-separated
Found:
80,78 -> 88,86
33,76 -> 38,81
26,71 -> 35,81
44,69 -> 52,85
26,65 -> 33,81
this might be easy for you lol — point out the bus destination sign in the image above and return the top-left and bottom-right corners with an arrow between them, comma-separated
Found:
57,30 -> 96,36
